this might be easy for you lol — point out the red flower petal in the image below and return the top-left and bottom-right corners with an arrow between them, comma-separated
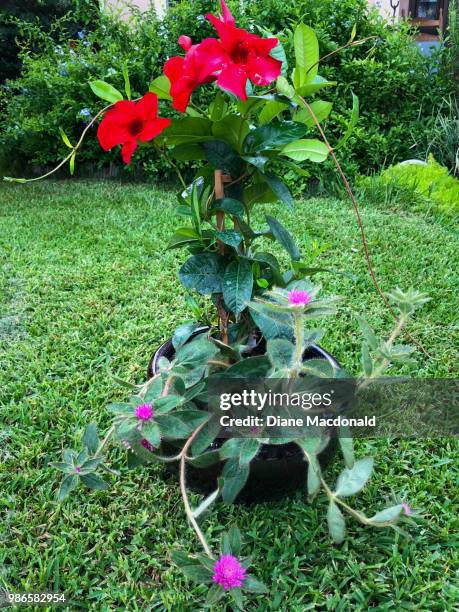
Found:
217,64 -> 248,100
121,139 -> 138,164
139,117 -> 171,142
246,54 -> 282,85
178,35 -> 192,51
164,56 -> 185,82
220,0 -> 235,26
136,92 -> 158,120
97,115 -> 130,151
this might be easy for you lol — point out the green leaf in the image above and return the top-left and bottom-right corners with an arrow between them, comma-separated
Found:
162,118 -> 212,145
266,215 -> 300,261
259,100 -> 288,125
294,101 -> 333,128
209,90 -> 227,121
227,526 -> 242,556
338,432 -> 354,469
179,253 -> 226,295
219,355 -> 271,378
79,457 -> 103,474
82,423 -> 99,455
293,24 -> 319,87
179,563 -> 213,583
356,316 -> 378,351
215,230 -> 243,249
335,457 -> 374,497
206,584 -> 226,605
192,489 -> 219,519
51,462 -> 74,474
69,152 -> 76,176
231,588 -> 244,610
122,64 -> 131,100
307,456 -> 321,497
249,302 -> 293,340
369,504 -> 404,526
57,474 -> 78,501
276,75 -> 296,99
281,139 -> 329,163
170,143 -> 205,161
327,501 -> 346,544
191,414 -> 221,455
89,80 -> 123,103
239,439 -> 260,466
221,458 -> 250,504
149,75 -> 172,100
223,260 -> 253,315
271,39 -> 288,75
203,140 -> 244,176
188,450 -> 221,468
266,338 -> 295,369
297,75 -> 337,96
167,227 -> 201,250
336,92 -> 359,149
361,343 -> 373,377
141,421 -> 161,447
210,198 -> 245,217
155,410 -> 209,439
59,127 -> 73,149
172,322 -> 200,350
212,114 -> 250,152
244,121 -> 306,153
220,439 -> 244,461
264,173 -> 294,210
79,473 -> 109,491
244,575 -> 268,594
241,155 -> 269,172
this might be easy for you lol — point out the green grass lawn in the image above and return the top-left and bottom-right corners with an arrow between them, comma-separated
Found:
1,180 -> 458,611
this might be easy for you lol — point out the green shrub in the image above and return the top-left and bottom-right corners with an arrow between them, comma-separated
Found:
414,96 -> 459,176
0,0 -> 98,84
358,156 -> 459,218
0,0 -> 455,187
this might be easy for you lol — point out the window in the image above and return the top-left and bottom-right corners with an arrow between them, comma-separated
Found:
415,0 -> 441,19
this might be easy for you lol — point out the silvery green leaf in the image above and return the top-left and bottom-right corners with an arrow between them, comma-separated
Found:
327,501 -> 346,543
334,457 -> 374,497
368,504 -> 404,526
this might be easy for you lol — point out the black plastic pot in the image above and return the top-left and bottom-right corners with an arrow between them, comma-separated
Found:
148,327 -> 340,504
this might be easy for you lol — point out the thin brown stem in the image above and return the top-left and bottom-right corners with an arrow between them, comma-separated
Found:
306,36 -> 379,75
6,102 -> 116,183
179,423 -> 214,558
297,95 -> 429,357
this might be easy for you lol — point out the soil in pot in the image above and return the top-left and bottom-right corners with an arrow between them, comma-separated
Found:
148,327 -> 340,504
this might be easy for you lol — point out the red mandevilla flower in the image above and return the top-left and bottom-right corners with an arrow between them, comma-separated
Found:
206,0 -> 282,100
164,0 -> 282,111
164,38 -> 223,113
97,93 -> 171,164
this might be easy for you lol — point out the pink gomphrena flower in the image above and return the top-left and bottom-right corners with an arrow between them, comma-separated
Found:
75,466 -> 81,473
212,555 -> 246,590
288,289 -> 312,307
135,403 -> 154,421
140,439 -> 155,452
402,502 -> 413,516
122,440 -> 131,450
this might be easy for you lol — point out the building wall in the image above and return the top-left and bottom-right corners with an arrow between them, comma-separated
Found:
106,0 -> 168,19
367,0 -> 411,18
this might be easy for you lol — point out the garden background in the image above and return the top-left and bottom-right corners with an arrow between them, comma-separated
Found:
0,0 -> 458,609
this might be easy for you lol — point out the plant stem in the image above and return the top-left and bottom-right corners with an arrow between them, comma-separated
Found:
297,95 -> 429,358
214,169 -> 226,255
5,102 -> 117,183
95,424 -> 115,458
179,424 -> 214,559
291,309 -> 305,378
